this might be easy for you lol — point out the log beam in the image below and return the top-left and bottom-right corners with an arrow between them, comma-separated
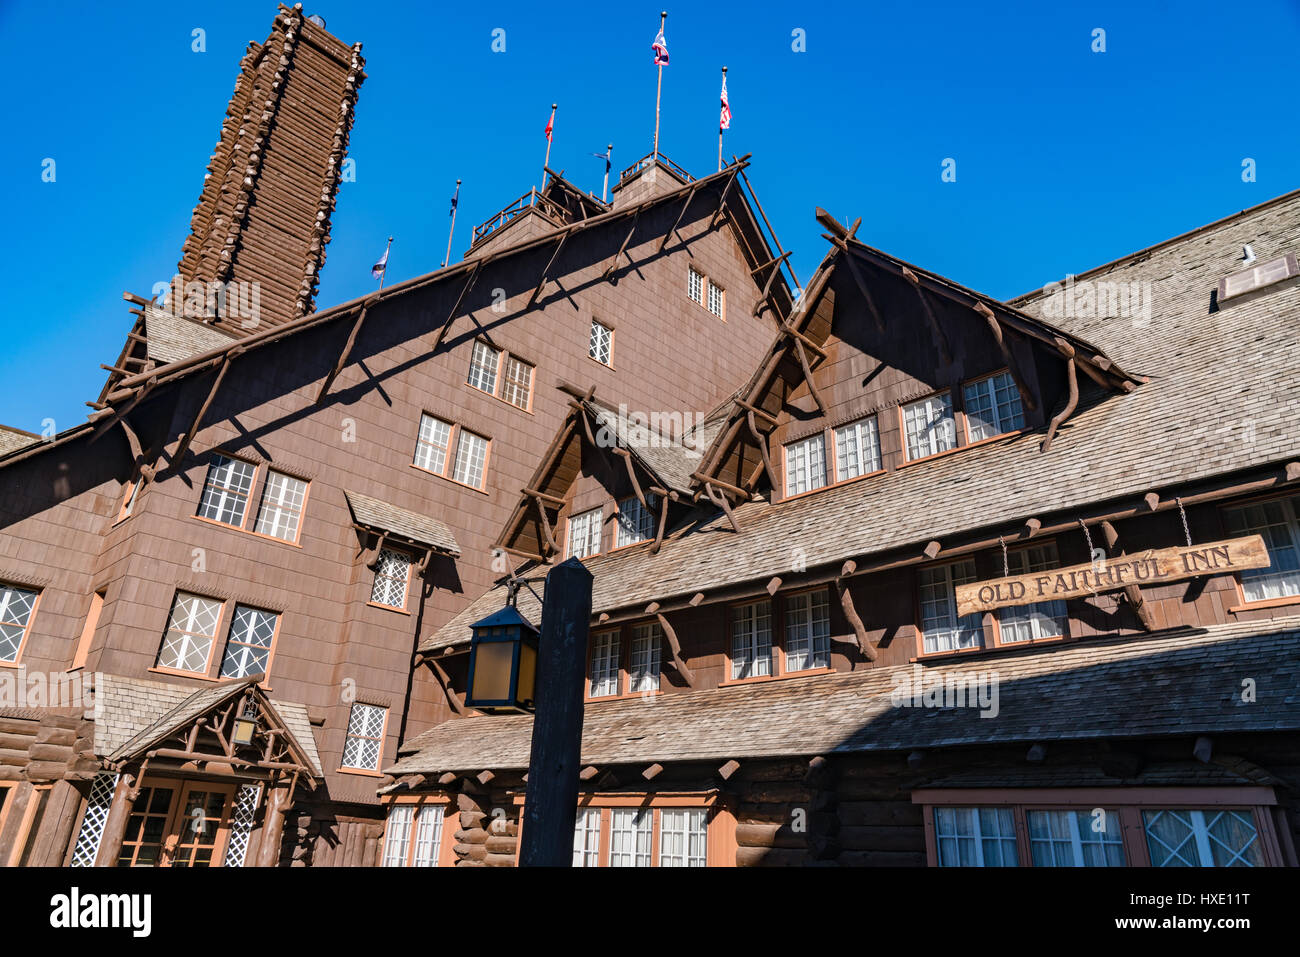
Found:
654,611 -> 696,686
1040,356 -> 1079,453
974,301 -> 1038,412
315,303 -> 370,404
658,184 -> 701,253
1098,520 -> 1156,632
836,578 -> 877,660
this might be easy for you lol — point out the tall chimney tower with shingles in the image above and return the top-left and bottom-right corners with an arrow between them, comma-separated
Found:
176,4 -> 365,336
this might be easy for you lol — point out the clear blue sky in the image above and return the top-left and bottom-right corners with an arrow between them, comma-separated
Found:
2,0 -> 1297,434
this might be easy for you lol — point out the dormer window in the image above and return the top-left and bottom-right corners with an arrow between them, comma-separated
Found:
902,392 -> 956,461
833,416 -> 881,481
963,371 -> 1024,442
783,433 -> 827,496
568,507 -> 602,559
615,494 -> 658,548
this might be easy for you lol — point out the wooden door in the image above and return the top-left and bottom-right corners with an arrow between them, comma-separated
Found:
116,779 -> 236,867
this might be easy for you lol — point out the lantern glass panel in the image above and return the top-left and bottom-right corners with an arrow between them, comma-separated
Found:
471,639 -> 516,703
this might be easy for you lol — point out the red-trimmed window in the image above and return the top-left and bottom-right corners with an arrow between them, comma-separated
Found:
572,804 -> 710,867
341,703 -> 387,772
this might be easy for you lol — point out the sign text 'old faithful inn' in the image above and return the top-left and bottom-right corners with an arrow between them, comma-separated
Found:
955,535 -> 1270,615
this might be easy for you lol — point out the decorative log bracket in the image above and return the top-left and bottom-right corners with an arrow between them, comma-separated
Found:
1041,344 -> 1079,453
658,183 -> 701,253
1098,520 -> 1155,631
171,346 -> 243,469
431,260 -> 482,353
603,210 -> 642,278
315,299 -> 374,404
901,266 -> 953,366
835,577 -> 878,660
527,228 -> 577,308
701,480 -> 742,533
974,301 -> 1039,413
647,602 -> 695,686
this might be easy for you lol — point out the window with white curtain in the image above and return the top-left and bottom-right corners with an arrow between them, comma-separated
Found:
784,433 -> 826,496
730,600 -> 772,679
659,809 -> 708,866
902,392 -> 956,460
784,590 -> 830,672
833,416 -> 881,481
934,807 -> 1019,866
414,414 -> 453,474
252,469 -> 308,541
1027,810 -> 1125,867
467,340 -> 500,394
383,803 -> 445,867
452,430 -> 489,489
588,631 -> 621,697
998,544 -> 1066,644
1143,809 -> 1265,867
629,623 -> 662,693
609,809 -> 653,867
963,371 -> 1024,441
567,507 -> 602,559
687,266 -> 704,304
572,808 -> 602,866
341,703 -> 386,771
707,279 -> 725,319
197,454 -> 256,526
919,560 -> 983,654
1223,495 -> 1300,602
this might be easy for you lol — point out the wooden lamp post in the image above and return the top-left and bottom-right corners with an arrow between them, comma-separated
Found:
464,557 -> 593,866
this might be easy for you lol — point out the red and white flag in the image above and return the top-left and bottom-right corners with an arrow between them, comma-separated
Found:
719,73 -> 731,131
652,27 -> 669,65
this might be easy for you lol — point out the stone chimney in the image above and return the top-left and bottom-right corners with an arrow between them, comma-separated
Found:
175,4 -> 365,336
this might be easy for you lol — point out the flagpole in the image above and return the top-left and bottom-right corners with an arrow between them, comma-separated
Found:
442,180 -> 461,269
379,236 -> 392,290
652,11 -> 666,164
543,103 -> 557,188
603,144 -> 613,203
718,66 -> 727,173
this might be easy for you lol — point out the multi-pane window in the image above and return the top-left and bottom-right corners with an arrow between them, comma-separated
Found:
589,631 -> 621,697
964,371 -> 1025,441
500,355 -> 534,411
197,455 -> 256,526
833,416 -> 881,481
919,560 -> 983,654
370,549 -> 412,609
568,507 -> 602,559
341,703 -> 387,771
1223,496 -> 1300,602
414,414 -> 453,474
252,470 -> 308,542
571,806 -> 710,867
157,592 -> 223,674
629,623 -> 662,693
452,430 -> 489,489
572,808 -> 602,866
615,494 -> 658,548
467,340 -> 500,395
784,433 -> 827,497
934,807 -> 1020,866
706,279 -> 724,319
731,600 -> 772,680
902,392 -> 956,461
687,266 -> 704,304
382,803 -> 445,867
0,583 -> 38,664
1143,809 -> 1265,867
784,589 -> 830,672
999,545 -> 1066,644
1028,810 -> 1125,867
589,319 -> 613,365
219,605 -> 278,679
609,808 -> 654,867
659,809 -> 708,866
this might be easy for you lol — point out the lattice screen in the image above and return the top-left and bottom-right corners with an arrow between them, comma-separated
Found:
69,772 -> 119,867
223,782 -> 264,867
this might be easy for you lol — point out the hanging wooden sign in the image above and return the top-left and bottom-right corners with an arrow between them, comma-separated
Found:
954,535 -> 1270,616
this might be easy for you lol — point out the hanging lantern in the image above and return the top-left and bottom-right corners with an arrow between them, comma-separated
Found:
466,604 -> 539,713
233,696 -> 260,746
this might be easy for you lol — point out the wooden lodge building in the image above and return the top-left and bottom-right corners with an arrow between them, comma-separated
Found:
0,4 -> 1297,870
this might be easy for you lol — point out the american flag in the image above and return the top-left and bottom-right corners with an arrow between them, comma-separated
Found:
652,27 -> 669,66
720,73 -> 731,131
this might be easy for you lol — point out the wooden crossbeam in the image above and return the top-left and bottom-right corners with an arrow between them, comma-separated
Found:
426,656 -> 465,716
703,482 -> 741,533
653,611 -> 696,686
751,251 -> 792,320
708,169 -> 740,230
746,411 -> 779,492
527,230 -> 574,308
789,336 -> 829,414
974,301 -> 1038,413
612,447 -> 648,507
315,303 -> 370,404
836,578 -> 878,660
650,493 -> 670,555
603,210 -> 642,278
530,493 -> 559,555
1098,520 -> 1155,632
736,398 -> 778,426
658,183 -> 701,253
171,353 -> 235,468
902,266 -> 953,365
431,261 -> 482,352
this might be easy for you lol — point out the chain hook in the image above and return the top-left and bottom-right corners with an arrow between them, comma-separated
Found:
1175,495 -> 1192,547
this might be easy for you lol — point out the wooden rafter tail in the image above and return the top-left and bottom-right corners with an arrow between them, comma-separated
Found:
835,577 -> 877,660
974,301 -> 1038,413
603,210 -> 642,278
432,261 -> 481,352
612,447 -> 648,507
708,168 -> 741,231
703,481 -> 742,534
790,336 -> 829,414
658,183 -> 701,253
750,251 -> 792,320
1040,355 -> 1079,453
570,401 -> 598,446
425,656 -> 465,716
316,301 -> 370,404
530,493 -> 560,556
901,266 -> 953,365
650,493 -> 669,554
652,610 -> 696,686
527,229 -> 574,308
361,530 -> 388,568
1098,520 -> 1155,632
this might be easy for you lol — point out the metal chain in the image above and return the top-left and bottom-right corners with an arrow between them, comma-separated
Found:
998,535 -> 1009,577
1079,518 -> 1100,596
1175,495 -> 1192,547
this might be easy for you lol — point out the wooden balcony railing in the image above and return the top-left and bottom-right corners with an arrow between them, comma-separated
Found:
470,188 -> 570,247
